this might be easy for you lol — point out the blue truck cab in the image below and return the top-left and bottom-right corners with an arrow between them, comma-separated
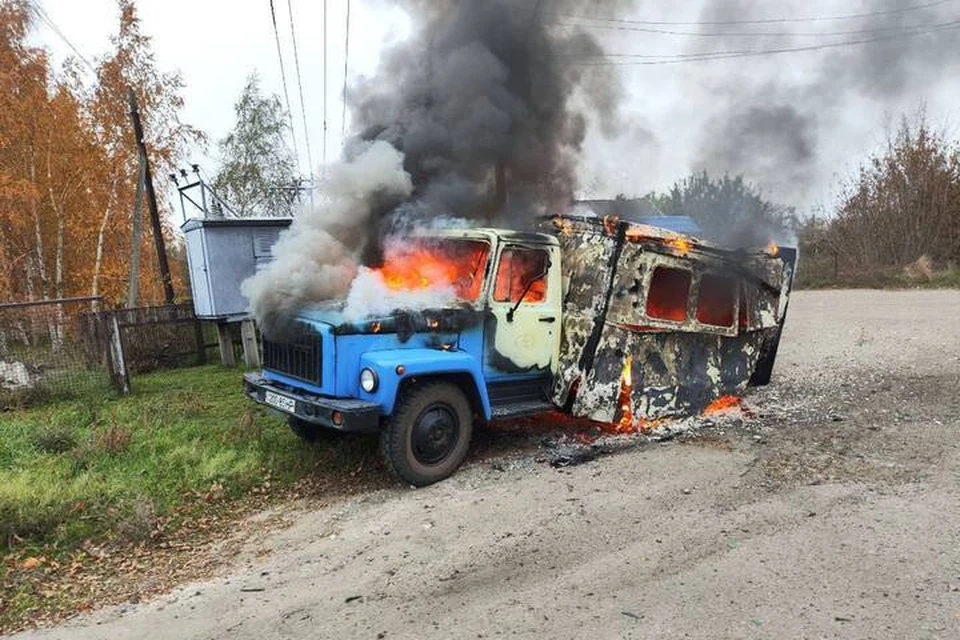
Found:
244,228 -> 564,486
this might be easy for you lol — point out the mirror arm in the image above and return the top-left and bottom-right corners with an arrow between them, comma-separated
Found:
506,265 -> 549,322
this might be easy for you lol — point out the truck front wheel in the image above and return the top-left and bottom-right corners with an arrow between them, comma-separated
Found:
380,382 -> 473,487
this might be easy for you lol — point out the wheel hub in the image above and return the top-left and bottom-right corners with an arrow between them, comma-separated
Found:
412,404 -> 459,465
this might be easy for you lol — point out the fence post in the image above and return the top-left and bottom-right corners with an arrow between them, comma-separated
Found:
107,314 -> 131,394
240,319 -> 260,368
217,322 -> 236,367
193,315 -> 207,365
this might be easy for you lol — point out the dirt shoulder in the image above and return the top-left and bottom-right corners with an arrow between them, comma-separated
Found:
11,289 -> 960,640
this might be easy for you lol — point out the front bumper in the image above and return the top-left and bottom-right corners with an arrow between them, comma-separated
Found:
243,373 -> 381,433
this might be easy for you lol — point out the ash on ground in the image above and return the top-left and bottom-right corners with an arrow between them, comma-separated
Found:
487,404 -> 761,469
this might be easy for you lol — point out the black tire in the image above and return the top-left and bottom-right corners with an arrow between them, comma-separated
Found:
287,416 -> 341,444
380,381 -> 473,487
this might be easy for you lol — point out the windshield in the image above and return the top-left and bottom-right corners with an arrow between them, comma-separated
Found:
377,238 -> 491,301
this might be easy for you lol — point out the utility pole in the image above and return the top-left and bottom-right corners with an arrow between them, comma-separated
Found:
494,162 -> 508,214
128,88 -> 175,304
126,157 -> 145,308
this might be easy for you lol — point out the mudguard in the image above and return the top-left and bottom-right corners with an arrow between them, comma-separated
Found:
358,348 -> 491,418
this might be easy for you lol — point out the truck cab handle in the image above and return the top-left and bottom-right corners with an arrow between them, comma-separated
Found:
539,317 -> 556,323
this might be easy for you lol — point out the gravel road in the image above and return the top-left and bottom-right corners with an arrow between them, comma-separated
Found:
14,290 -> 960,640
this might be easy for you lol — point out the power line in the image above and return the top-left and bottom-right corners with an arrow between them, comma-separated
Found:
27,0 -> 96,73
341,0 -> 351,141
550,0 -> 957,27
552,17 -> 958,39
268,0 -> 302,176
322,0 -> 329,168
564,19 -> 960,65
286,0 -> 314,176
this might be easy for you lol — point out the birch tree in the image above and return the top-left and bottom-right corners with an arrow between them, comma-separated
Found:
213,73 -> 298,217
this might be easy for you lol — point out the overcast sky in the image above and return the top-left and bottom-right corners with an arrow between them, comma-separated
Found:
28,0 -> 960,217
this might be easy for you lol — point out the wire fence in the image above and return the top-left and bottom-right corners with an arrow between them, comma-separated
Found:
111,303 -> 211,374
1,298 -> 224,409
0,297 -> 113,408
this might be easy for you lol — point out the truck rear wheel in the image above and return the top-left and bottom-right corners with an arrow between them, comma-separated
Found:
380,381 -> 473,487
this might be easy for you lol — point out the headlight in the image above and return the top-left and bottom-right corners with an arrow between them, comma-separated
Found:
359,368 -> 378,393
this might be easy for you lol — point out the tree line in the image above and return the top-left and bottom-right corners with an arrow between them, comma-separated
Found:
800,115 -> 960,286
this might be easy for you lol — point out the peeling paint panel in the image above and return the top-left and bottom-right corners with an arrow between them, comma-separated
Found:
544,214 -> 795,421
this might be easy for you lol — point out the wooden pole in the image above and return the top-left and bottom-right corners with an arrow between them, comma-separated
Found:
216,322 -> 236,367
107,314 -> 131,395
126,157 -> 145,308
240,319 -> 261,368
128,88 -> 175,304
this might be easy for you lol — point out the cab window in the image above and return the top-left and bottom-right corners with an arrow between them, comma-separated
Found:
493,247 -> 549,304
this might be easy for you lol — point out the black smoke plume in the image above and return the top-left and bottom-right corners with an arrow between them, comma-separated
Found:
350,0 -> 634,231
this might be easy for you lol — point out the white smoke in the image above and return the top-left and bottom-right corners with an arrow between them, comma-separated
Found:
342,268 -> 457,322
241,141 -> 413,336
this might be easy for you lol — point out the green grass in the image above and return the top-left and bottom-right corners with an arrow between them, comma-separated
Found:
0,365 -> 368,550
0,365 -> 392,631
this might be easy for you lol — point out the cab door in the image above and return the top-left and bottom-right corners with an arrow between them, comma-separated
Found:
482,243 -> 562,381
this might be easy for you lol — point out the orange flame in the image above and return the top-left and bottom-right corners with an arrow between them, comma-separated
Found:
666,237 -> 692,255
373,240 -> 490,301
616,356 -> 634,432
602,214 -> 620,236
369,321 -> 382,333
765,241 -> 780,257
552,216 -> 574,236
625,228 -> 693,256
493,249 -> 548,304
703,395 -> 741,415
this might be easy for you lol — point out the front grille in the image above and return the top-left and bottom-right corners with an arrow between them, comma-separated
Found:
262,323 -> 322,386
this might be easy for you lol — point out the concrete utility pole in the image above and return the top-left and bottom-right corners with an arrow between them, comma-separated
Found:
128,88 -> 175,305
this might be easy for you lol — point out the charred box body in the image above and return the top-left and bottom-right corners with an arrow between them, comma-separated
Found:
551,214 -> 796,423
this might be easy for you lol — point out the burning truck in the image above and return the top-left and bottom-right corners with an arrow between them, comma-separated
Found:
244,213 -> 796,486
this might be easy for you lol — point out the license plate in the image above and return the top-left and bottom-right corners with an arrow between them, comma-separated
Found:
264,391 -> 296,413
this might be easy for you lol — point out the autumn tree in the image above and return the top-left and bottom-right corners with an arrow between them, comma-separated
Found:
87,0 -> 202,303
0,0 -> 54,302
0,0 -> 200,308
828,114 -> 960,273
213,73 -> 298,217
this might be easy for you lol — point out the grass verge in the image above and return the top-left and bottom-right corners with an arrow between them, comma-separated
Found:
795,267 -> 960,290
0,365 -> 387,631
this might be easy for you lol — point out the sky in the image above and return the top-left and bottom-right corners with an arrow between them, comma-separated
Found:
27,0 -> 960,218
